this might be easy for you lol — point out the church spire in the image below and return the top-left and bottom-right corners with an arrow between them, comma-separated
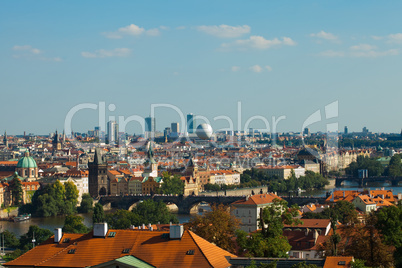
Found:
53,130 -> 58,144
4,131 -> 8,149
147,141 -> 157,164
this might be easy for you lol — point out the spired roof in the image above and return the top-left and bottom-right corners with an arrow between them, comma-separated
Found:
146,141 -> 157,164
16,151 -> 37,169
93,148 -> 104,165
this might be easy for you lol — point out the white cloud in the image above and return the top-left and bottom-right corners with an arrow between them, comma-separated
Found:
350,44 -> 377,51
160,26 -> 170,30
81,48 -> 131,58
387,33 -> 402,44
104,24 -> 160,39
310,30 -> 339,42
146,28 -> 160,36
231,66 -> 240,72
13,45 -> 41,54
318,46 -> 399,58
12,45 -> 62,61
371,35 -> 383,40
222,35 -> 296,50
118,24 -> 145,36
265,65 -> 273,72
197,24 -> 250,38
370,33 -> 402,44
250,65 -> 263,73
350,49 -> 399,58
176,26 -> 186,30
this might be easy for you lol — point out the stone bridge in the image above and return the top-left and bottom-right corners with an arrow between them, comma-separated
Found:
335,176 -> 402,187
98,195 -> 246,214
98,194 -> 329,213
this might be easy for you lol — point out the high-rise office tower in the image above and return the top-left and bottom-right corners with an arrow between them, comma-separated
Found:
171,122 -> 179,133
107,121 -> 118,144
187,113 -> 195,134
145,116 -> 156,139
303,127 -> 311,137
344,126 -> 348,134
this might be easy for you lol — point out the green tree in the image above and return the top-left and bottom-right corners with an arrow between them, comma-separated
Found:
350,259 -> 369,268
236,230 -> 291,258
131,199 -> 178,226
0,230 -> 20,248
259,199 -> 302,239
3,249 -> 23,262
65,181 -> 79,206
63,215 -> 89,233
105,209 -> 137,229
387,154 -> 402,178
374,204 -> 402,266
9,175 -> 23,206
187,204 -> 240,252
290,262 -> 319,268
92,203 -> 105,224
236,199 -> 300,258
302,201 -> 358,225
52,180 -> 66,201
159,173 -> 184,195
346,156 -> 384,177
19,225 -> 53,251
79,193 -> 93,213
246,260 -> 277,268
36,193 -> 58,217
203,183 -> 221,191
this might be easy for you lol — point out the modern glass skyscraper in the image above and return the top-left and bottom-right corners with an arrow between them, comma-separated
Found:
145,117 -> 156,139
171,122 -> 179,133
107,121 -> 118,144
187,113 -> 195,134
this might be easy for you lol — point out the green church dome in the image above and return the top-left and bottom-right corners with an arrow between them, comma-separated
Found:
16,151 -> 37,168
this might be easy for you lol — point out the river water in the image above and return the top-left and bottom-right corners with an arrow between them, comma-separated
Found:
0,212 -> 195,237
3,181 -> 402,237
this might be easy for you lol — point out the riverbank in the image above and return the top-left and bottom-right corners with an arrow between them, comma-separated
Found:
325,178 -> 336,189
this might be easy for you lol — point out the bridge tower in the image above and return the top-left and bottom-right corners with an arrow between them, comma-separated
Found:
89,148 -> 109,197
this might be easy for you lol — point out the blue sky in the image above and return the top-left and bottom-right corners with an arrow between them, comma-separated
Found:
1,1 -> 402,135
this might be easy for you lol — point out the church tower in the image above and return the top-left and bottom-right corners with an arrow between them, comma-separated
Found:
88,148 -> 109,197
53,130 -> 62,151
3,131 -> 8,149
142,141 -> 158,178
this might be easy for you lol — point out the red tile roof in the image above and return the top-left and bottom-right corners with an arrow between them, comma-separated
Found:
5,229 -> 236,268
284,219 -> 331,229
232,193 -> 282,205
323,256 -> 353,268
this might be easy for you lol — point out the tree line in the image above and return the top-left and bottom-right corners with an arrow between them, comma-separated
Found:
20,180 -> 80,217
346,154 -> 402,178
238,169 -> 329,193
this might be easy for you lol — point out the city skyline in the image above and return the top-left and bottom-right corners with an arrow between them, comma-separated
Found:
1,1 -> 402,134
